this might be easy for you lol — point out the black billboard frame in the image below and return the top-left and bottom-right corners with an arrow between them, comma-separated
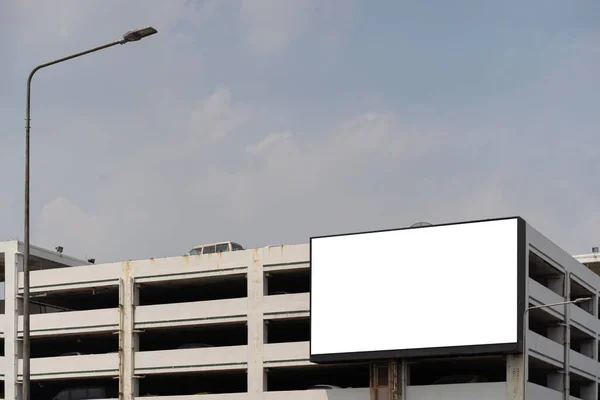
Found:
309,216 -> 527,364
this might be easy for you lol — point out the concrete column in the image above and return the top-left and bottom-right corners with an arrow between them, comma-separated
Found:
589,292 -> 600,400
247,249 -> 266,399
4,242 -> 21,400
580,291 -> 599,400
399,359 -> 408,398
506,354 -> 524,400
128,278 -> 140,398
121,264 -> 137,400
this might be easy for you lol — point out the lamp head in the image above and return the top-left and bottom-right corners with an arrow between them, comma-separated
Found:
123,27 -> 158,42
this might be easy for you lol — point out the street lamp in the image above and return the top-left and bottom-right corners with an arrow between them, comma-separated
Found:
123,27 -> 158,42
22,26 -> 157,400
522,296 -> 592,399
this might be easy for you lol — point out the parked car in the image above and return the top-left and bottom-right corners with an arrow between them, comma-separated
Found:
51,386 -> 111,400
60,351 -> 84,356
307,384 -> 343,390
189,241 -> 244,255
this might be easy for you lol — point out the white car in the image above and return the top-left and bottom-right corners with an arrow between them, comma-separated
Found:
307,384 -> 342,390
189,241 -> 244,255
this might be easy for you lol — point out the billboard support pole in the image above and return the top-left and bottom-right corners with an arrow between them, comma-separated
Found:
391,360 -> 399,400
370,361 -> 398,400
398,359 -> 407,400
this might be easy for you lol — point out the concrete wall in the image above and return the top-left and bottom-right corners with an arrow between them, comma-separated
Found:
140,389 -> 369,400
135,346 -> 248,374
18,353 -> 118,380
0,243 -> 315,400
18,308 -> 119,336
1,240 -> 20,400
135,298 -> 247,329
525,225 -> 600,400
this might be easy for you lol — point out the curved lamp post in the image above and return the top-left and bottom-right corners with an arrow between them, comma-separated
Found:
23,26 -> 157,400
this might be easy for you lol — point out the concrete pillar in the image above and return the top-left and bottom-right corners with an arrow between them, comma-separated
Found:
121,264 -> 137,400
128,278 -> 140,398
581,290 -> 599,400
4,242 -> 21,400
247,249 -> 266,399
399,359 -> 408,398
506,354 -> 524,400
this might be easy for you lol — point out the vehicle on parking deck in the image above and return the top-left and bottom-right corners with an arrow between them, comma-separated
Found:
308,384 -> 343,390
51,386 -> 112,400
189,241 -> 244,255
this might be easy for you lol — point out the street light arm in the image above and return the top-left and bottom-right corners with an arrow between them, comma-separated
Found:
526,301 -> 570,313
526,297 -> 592,313
26,39 -> 125,96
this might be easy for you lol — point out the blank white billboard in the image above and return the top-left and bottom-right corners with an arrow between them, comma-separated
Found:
310,217 -> 525,363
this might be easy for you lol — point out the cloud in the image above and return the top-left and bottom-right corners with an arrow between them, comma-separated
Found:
0,193 -> 10,211
189,86 -> 249,144
11,0 -> 192,47
0,193 -> 14,242
240,0 -> 313,52
245,130 -> 293,154
239,0 -> 353,53
60,91 -> 447,261
205,110 -> 449,235
36,197 -> 111,260
3,0 -> 600,264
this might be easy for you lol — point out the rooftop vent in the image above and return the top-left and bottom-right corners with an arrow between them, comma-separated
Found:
411,221 -> 433,228
593,247 -> 599,254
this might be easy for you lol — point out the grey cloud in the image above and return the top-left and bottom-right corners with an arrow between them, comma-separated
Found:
4,0 -> 600,265
240,0 -> 316,53
239,0 -> 354,53
34,91 -> 449,261
31,82 -> 598,262
245,131 -> 293,154
189,86 -> 249,144
37,196 -> 111,259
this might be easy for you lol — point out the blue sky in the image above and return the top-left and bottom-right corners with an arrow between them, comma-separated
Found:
0,0 -> 599,262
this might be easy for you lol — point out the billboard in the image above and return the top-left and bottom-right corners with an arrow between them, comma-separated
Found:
310,217 -> 526,363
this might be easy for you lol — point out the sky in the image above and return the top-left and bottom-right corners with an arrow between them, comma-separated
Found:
0,0 -> 599,263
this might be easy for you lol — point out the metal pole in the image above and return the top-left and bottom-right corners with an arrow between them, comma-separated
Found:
23,38 -> 125,400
